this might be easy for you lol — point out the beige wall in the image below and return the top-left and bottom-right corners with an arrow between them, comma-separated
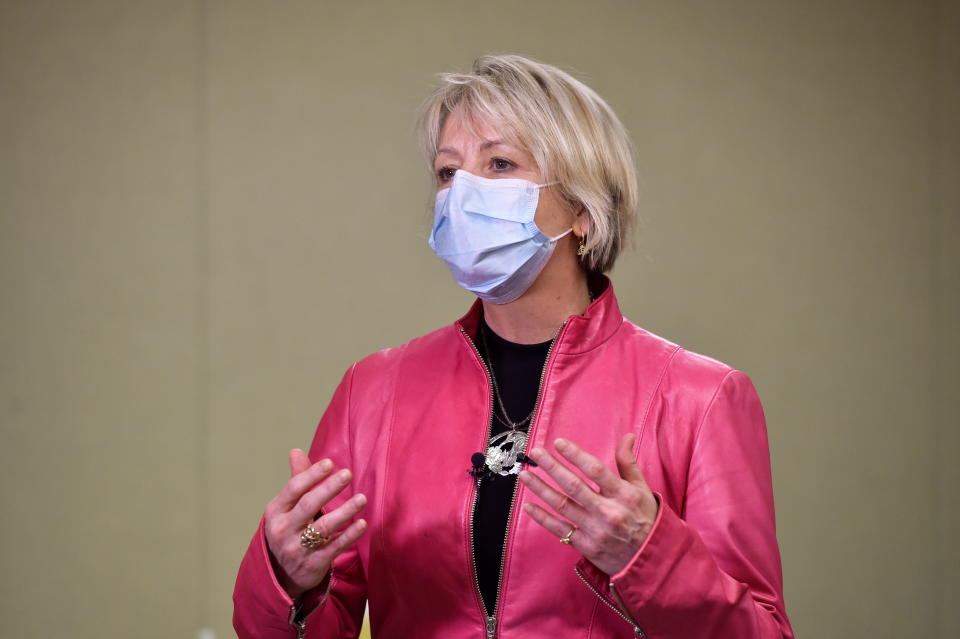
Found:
1,1 -> 956,638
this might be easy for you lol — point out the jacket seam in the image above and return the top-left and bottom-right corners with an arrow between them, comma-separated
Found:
636,344 -> 683,452
681,367 -> 738,520
689,368 -> 739,455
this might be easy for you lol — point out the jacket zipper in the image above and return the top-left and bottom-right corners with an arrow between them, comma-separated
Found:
288,568 -> 335,638
574,564 -> 645,637
460,320 -> 567,638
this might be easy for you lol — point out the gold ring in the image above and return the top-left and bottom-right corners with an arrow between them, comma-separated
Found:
560,524 -> 577,545
299,523 -> 330,550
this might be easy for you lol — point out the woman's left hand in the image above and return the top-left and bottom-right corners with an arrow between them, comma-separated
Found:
519,433 -> 659,576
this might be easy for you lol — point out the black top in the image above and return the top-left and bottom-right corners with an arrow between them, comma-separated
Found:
473,315 -> 552,617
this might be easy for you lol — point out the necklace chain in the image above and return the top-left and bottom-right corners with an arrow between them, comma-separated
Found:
480,326 -> 535,429
479,322 -> 545,430
474,289 -> 595,480
479,288 -> 594,430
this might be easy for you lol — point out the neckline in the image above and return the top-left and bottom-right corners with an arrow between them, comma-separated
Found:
455,272 -> 623,357
479,315 -> 554,351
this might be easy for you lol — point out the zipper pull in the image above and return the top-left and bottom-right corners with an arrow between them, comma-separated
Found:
609,581 -> 645,638
486,615 -> 496,638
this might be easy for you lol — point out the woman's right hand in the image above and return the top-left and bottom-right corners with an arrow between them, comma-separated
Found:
264,448 -> 368,600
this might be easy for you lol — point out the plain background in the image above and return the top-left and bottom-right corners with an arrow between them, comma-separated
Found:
1,1 -> 957,638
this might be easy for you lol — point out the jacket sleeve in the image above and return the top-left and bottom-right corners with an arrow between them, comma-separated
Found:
576,369 -> 794,638
233,364 -> 368,639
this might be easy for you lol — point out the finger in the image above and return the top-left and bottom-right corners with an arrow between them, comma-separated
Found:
274,459 -> 335,511
518,469 -> 589,526
521,502 -> 587,550
309,492 -> 367,539
290,468 -> 354,526
526,445 -> 602,511
615,433 -> 647,486
289,448 -> 312,477
552,437 -> 623,496
315,518 -> 367,560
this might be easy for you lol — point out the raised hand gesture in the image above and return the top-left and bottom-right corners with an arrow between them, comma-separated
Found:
264,449 -> 368,599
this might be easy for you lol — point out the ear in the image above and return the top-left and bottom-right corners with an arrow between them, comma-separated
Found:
573,208 -> 591,238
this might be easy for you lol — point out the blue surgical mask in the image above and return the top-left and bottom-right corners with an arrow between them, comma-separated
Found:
428,170 -> 573,304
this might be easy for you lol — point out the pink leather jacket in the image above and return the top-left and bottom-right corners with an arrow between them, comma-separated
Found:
233,276 -> 794,638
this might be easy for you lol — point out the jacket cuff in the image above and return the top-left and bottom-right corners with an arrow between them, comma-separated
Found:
578,491 -> 754,637
233,517 -> 333,635
233,517 -> 297,635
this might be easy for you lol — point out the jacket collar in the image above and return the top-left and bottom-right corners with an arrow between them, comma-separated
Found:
454,272 -> 624,356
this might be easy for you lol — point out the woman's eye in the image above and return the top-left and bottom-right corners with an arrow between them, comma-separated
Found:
436,167 -> 457,182
492,158 -> 515,171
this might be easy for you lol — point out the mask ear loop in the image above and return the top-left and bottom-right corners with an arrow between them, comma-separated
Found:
537,181 -> 575,242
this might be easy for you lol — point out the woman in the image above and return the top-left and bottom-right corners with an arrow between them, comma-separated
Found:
233,54 -> 794,639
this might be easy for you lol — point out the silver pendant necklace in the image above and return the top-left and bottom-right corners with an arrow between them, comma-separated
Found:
484,429 -> 529,476
479,324 -> 551,477
474,288 -> 593,479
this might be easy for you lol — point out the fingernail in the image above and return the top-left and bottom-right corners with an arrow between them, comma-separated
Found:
554,438 -> 568,449
531,447 -> 545,457
318,459 -> 333,471
338,469 -> 351,479
354,493 -> 366,505
518,470 -> 529,481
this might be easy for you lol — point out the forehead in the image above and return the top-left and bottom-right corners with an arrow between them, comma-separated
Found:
437,106 -> 523,153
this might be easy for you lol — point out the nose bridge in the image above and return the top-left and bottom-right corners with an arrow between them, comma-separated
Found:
458,147 -> 486,176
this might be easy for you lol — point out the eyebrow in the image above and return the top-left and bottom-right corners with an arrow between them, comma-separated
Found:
436,139 -> 513,158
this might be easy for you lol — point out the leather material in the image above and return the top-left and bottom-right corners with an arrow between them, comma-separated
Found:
233,275 -> 794,638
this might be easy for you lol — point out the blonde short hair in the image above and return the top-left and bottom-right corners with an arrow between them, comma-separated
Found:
415,53 -> 638,273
